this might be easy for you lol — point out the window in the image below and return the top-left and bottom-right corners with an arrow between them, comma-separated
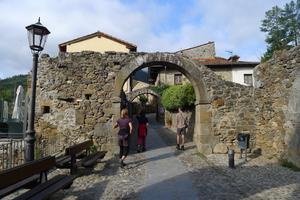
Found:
174,74 -> 182,85
42,106 -> 50,114
85,94 -> 92,100
244,74 -> 253,85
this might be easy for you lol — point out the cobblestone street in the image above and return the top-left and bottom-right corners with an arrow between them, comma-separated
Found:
47,114 -> 300,200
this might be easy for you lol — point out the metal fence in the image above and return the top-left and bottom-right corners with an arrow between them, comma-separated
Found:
0,139 -> 25,170
0,134 -> 62,171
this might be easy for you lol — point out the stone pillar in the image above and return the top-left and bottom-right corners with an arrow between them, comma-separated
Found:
194,103 -> 216,155
111,97 -> 122,155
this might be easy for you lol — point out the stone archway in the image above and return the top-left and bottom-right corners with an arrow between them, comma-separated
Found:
127,87 -> 160,102
126,87 -> 162,120
113,53 -> 215,154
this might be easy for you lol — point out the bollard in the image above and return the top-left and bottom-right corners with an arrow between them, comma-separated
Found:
228,149 -> 235,168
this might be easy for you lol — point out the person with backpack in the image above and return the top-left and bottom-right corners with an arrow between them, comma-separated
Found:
136,109 -> 149,152
176,107 -> 188,150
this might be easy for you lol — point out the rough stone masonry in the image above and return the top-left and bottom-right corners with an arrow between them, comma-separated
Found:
34,46 -> 300,167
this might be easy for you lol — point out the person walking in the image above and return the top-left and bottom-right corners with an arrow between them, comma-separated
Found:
136,109 -> 149,152
114,108 -> 133,168
176,107 -> 188,150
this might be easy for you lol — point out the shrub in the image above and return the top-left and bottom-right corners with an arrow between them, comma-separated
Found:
161,83 -> 195,111
138,94 -> 148,104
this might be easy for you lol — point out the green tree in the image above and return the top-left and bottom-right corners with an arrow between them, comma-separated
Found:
138,94 -> 148,104
260,0 -> 300,61
282,0 -> 300,46
0,74 -> 28,102
161,83 -> 195,111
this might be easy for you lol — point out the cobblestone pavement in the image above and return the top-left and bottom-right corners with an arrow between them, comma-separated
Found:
156,124 -> 300,200
50,151 -> 146,200
138,120 -> 198,200
5,114 -> 300,200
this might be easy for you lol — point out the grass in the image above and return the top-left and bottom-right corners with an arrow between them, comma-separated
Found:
280,159 -> 300,172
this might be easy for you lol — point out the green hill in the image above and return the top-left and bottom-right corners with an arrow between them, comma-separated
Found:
0,74 -> 29,103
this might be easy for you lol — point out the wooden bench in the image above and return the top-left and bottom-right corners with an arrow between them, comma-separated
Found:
56,140 -> 107,174
0,156 -> 76,200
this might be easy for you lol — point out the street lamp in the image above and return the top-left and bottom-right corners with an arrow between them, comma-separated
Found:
25,18 -> 50,162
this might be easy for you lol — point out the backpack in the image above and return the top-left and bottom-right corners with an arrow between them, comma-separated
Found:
138,123 -> 147,137
181,113 -> 188,128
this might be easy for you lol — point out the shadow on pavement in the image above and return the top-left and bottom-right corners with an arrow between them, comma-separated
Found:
50,157 -> 120,199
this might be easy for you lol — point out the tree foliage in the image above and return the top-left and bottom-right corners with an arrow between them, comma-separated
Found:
138,94 -> 148,104
0,74 -> 28,103
261,0 -> 300,61
161,83 -> 195,111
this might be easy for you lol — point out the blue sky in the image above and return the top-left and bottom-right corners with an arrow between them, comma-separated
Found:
0,0 -> 292,79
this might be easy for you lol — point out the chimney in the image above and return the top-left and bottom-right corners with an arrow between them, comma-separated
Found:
228,55 -> 240,62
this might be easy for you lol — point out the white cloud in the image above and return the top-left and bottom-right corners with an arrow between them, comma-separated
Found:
0,0 -> 292,79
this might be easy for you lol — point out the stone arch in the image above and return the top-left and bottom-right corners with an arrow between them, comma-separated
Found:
113,53 -> 215,154
127,87 -> 160,102
113,53 -> 209,104
126,87 -> 162,120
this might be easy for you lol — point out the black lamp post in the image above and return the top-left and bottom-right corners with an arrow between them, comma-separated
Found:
25,18 -> 50,162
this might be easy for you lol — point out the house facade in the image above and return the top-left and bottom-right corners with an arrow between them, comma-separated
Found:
152,42 -> 259,86
59,31 -> 137,53
194,55 -> 259,86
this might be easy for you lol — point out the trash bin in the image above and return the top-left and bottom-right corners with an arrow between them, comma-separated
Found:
237,133 -> 250,150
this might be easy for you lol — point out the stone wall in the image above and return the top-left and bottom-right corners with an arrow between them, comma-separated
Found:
193,64 -> 256,154
253,46 -> 300,165
36,51 -> 253,156
176,42 -> 215,59
211,67 -> 233,82
36,51 -> 137,154
35,47 -> 300,166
